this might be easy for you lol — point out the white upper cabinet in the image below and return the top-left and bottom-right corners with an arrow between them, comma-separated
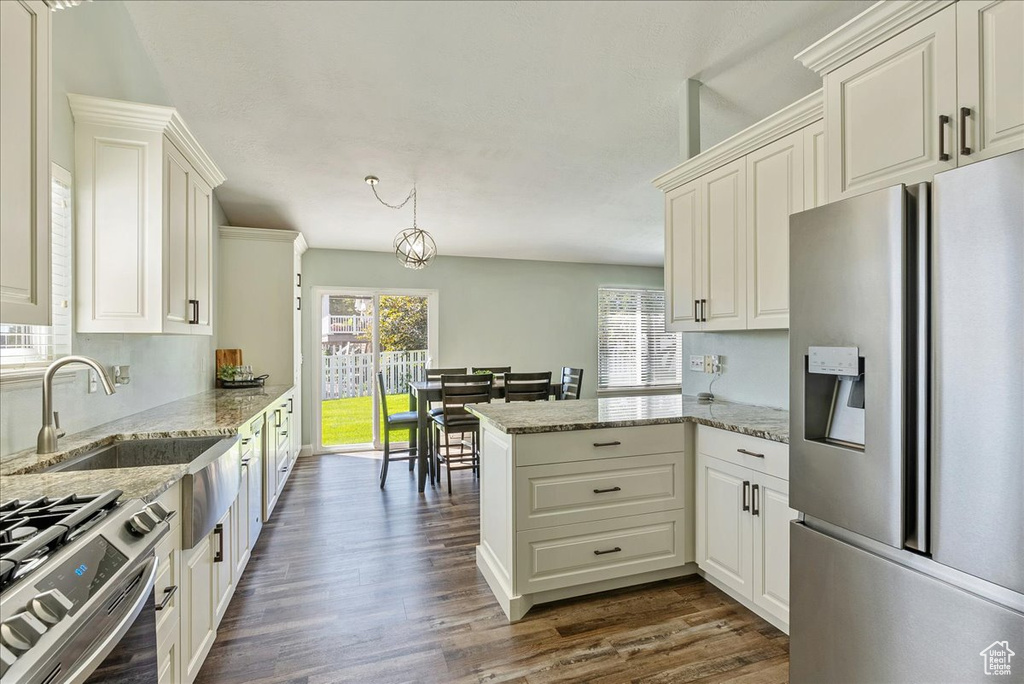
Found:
956,0 -> 1024,164
655,91 -> 821,333
664,180 -> 702,331
702,159 -> 747,331
824,6 -> 959,199
798,0 -> 1023,200
746,131 -> 805,330
69,95 -> 225,334
0,0 -> 50,326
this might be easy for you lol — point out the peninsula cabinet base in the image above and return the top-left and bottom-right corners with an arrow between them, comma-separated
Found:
477,543 -> 697,622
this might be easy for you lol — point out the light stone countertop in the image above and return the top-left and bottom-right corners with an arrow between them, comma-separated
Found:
0,384 -> 293,502
467,394 -> 789,443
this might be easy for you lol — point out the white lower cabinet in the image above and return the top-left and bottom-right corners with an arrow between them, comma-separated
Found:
477,422 -> 694,622
153,483 -> 182,684
181,533 -> 215,684
212,508 -> 234,623
696,456 -> 753,599
751,473 -> 793,627
695,426 -> 796,632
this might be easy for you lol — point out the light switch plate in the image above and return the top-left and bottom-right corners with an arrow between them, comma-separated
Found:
689,355 -> 705,372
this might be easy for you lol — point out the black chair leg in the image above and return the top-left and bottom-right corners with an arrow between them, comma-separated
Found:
408,426 -> 416,471
379,429 -> 390,489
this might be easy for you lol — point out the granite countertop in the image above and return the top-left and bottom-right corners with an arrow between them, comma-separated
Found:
0,384 -> 293,501
467,394 -> 789,443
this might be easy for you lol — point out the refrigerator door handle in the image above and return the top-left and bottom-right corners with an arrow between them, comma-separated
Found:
906,182 -> 931,554
742,480 -> 750,512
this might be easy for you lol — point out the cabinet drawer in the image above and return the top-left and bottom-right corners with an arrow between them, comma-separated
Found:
153,532 -> 180,643
697,426 -> 788,480
515,424 -> 686,466
516,453 -> 685,530
515,510 -> 685,594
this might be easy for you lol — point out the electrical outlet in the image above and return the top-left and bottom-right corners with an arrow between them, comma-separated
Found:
703,355 -> 713,373
689,355 -> 705,372
708,355 -> 723,374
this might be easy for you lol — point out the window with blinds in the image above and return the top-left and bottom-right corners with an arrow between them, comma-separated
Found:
597,287 -> 682,389
0,165 -> 73,369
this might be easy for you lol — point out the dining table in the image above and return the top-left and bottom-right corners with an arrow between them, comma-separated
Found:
408,377 -> 563,491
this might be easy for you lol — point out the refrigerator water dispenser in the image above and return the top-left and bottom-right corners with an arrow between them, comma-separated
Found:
804,346 -> 865,449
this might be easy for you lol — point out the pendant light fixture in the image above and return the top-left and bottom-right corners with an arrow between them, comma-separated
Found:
365,175 -> 437,270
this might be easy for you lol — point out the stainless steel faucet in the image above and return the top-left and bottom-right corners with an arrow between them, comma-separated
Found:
37,355 -> 116,454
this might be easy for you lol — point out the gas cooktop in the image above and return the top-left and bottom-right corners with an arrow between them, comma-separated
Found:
0,491 -> 122,593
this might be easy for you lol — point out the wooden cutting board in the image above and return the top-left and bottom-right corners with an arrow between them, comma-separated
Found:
216,348 -> 242,371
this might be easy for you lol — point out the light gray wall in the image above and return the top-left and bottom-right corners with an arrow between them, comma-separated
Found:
0,1 -> 219,457
681,330 -> 789,409
300,249 -> 664,444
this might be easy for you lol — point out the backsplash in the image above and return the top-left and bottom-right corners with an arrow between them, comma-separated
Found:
681,330 -> 789,409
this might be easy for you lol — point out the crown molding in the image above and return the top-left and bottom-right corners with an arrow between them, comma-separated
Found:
67,93 -> 226,188
652,90 -> 822,192
294,232 -> 309,255
219,225 -> 305,246
794,0 -> 954,76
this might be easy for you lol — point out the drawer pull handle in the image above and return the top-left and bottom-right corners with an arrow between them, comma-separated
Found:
593,547 -> 622,556
737,448 -> 764,458
155,585 -> 178,611
593,441 -> 622,448
593,486 -> 622,494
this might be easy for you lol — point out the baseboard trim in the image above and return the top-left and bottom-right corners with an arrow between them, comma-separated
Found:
695,568 -> 790,634
299,444 -> 313,458
476,545 -> 699,623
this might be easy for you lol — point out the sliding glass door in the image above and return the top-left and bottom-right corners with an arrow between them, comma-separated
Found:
316,288 -> 437,452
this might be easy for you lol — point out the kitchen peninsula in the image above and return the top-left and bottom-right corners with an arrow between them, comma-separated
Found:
469,395 -> 793,626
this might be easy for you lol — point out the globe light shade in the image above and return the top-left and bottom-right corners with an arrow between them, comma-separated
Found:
394,227 -> 437,270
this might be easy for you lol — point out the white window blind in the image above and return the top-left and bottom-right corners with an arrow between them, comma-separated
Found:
0,165 -> 73,368
598,287 -> 681,389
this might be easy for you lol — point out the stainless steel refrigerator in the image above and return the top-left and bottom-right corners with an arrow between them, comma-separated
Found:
789,150 -> 1024,683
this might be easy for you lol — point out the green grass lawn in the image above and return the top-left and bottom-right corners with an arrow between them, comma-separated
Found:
321,394 -> 411,446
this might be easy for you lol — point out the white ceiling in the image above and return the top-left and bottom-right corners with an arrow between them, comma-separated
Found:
123,0 -> 869,267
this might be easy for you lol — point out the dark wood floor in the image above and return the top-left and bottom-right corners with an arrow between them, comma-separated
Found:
196,455 -> 789,684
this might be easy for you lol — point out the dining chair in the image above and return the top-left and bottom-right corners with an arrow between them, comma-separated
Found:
504,371 -> 552,402
432,373 -> 493,493
425,367 -> 467,415
376,371 -> 420,489
558,367 -> 584,400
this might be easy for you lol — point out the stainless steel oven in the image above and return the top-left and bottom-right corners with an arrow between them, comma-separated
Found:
0,493 -> 171,684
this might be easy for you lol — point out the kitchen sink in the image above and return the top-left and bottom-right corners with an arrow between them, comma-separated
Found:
47,436 -> 226,472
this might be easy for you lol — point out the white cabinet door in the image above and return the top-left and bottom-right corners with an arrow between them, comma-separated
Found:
212,509 -> 233,624
751,473 -> 797,628
156,630 -> 181,684
957,0 -> 1024,164
235,458 -> 251,577
696,454 -> 752,600
746,131 -> 804,330
803,119 -> 827,209
163,142 -> 193,334
0,0 -> 50,326
664,179 -> 703,331
182,533 -> 215,684
189,172 -> 213,334
702,159 -> 747,331
826,5 -> 958,200
263,408 -> 280,520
